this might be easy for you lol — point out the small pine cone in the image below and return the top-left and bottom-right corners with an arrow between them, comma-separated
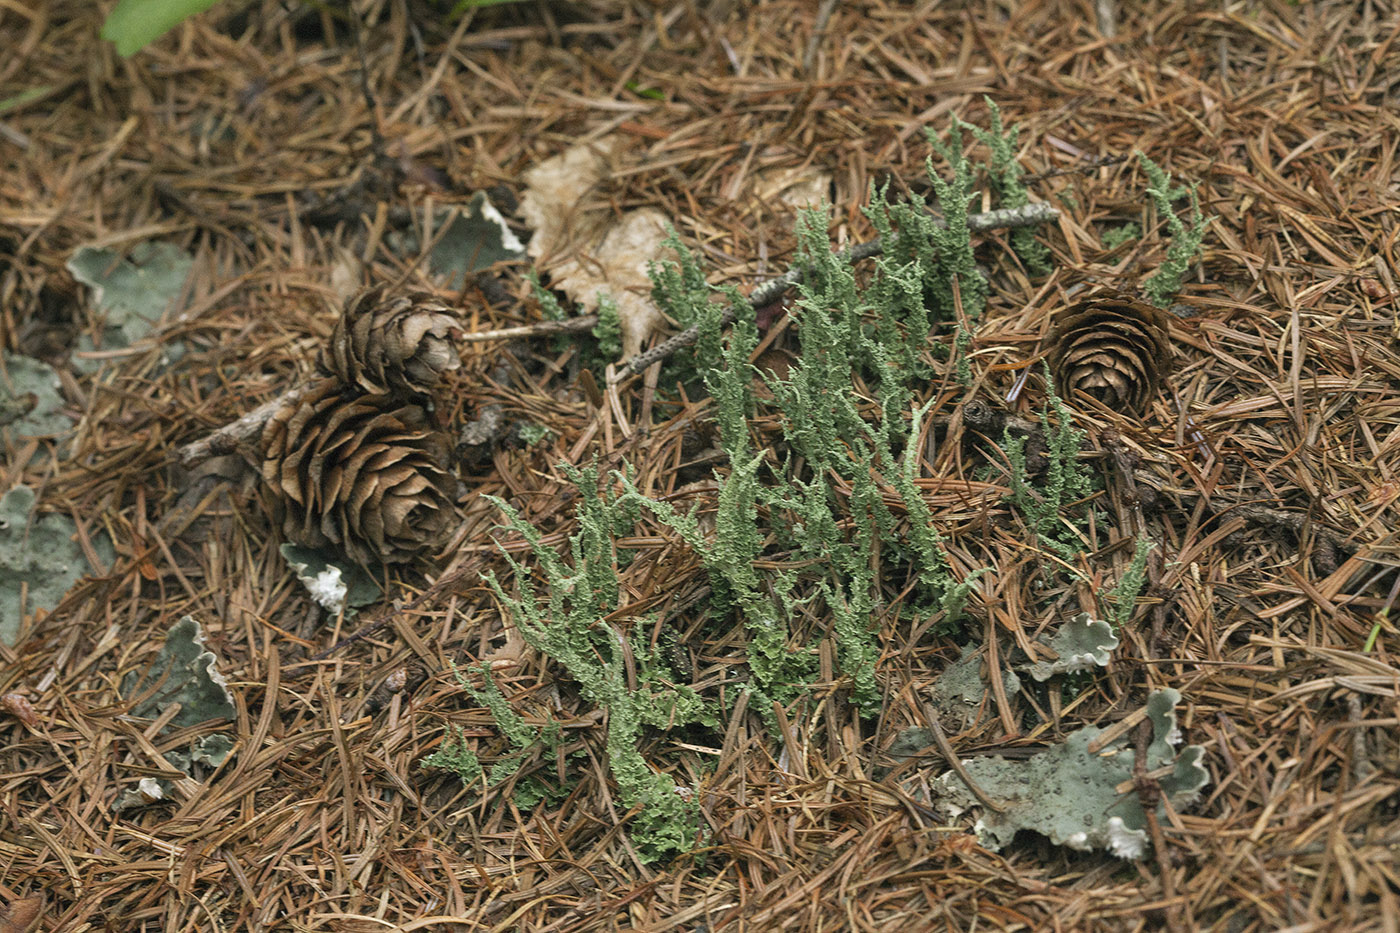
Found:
322,286 -> 460,396
261,378 -> 456,565
1046,290 -> 1172,412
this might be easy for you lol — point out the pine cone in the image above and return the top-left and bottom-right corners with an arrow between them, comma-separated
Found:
322,286 -> 460,396
261,378 -> 456,565
1045,290 -> 1172,412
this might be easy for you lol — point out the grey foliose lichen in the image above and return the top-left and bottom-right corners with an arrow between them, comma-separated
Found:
935,688 -> 1208,858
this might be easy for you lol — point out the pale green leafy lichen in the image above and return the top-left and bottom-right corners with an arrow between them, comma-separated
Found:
67,241 -> 193,372
0,486 -> 111,646
279,544 -> 381,616
122,615 -> 235,727
427,192 -> 526,290
935,688 -> 1208,858
116,615 -> 237,809
1027,613 -> 1119,682
0,351 -> 71,441
928,645 -> 1021,730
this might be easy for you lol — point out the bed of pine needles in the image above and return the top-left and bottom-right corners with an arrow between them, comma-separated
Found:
3,1 -> 1399,930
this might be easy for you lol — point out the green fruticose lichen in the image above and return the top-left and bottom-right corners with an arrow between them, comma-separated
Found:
953,324 -> 974,387
439,112 -> 1072,858
422,661 -> 572,809
1107,536 -> 1154,629
517,422 -> 553,447
475,464 -> 710,863
530,270 -> 567,321
649,226 -> 713,333
1002,369 -> 1097,561
591,291 -> 624,361
1101,222 -> 1140,251
969,98 -> 1052,275
862,127 -> 987,326
623,113 -> 1057,715
1136,153 -> 1210,308
934,688 -> 1208,858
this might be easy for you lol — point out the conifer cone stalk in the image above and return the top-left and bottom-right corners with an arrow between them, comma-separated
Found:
1045,290 -> 1172,413
260,378 -> 455,565
322,285 -> 461,396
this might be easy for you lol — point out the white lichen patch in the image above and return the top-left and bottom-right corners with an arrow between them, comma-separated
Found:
304,565 -> 348,614
1106,817 -> 1149,860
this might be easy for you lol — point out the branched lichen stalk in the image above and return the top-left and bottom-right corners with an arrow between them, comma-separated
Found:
614,202 -> 1058,380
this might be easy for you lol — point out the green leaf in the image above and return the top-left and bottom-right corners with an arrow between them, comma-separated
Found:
101,0 -> 224,57
626,81 -> 666,101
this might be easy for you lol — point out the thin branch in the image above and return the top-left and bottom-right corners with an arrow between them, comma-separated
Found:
176,383 -> 313,469
456,314 -> 597,343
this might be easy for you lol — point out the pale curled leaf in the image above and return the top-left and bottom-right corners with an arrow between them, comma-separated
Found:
519,141 -> 675,358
